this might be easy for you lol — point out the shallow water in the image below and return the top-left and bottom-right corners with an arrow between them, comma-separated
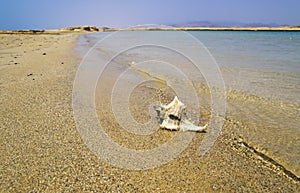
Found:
75,31 -> 300,176
192,31 -> 300,104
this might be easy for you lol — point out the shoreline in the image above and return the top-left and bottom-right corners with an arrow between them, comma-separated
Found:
1,25 -> 300,34
106,26 -> 300,32
0,32 -> 299,191
0,26 -> 105,34
92,44 -> 300,180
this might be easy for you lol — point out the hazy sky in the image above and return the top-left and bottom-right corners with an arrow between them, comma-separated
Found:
1,0 -> 299,29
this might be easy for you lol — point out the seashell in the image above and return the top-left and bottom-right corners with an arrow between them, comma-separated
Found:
159,96 -> 185,131
156,96 -> 207,132
180,119 -> 208,132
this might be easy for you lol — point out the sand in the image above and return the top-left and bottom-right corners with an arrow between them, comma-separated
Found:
0,33 -> 299,192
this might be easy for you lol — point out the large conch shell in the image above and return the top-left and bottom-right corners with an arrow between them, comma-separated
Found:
156,96 -> 207,132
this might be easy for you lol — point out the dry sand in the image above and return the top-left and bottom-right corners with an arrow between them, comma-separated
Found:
0,33 -> 299,192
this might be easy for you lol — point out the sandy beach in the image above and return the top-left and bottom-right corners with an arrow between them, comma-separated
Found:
0,32 -> 299,192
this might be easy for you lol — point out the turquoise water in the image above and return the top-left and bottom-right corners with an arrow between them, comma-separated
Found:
191,31 -> 300,104
76,31 -> 300,176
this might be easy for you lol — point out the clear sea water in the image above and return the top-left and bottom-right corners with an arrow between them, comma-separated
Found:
76,30 -> 300,176
192,31 -> 300,104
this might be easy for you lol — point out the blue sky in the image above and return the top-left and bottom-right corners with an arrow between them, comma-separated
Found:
1,0 -> 299,29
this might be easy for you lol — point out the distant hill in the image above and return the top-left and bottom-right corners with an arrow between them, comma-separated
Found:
170,21 -> 288,28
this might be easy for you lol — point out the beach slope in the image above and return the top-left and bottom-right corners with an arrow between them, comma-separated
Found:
0,33 -> 299,192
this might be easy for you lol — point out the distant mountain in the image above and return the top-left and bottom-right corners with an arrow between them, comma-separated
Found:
243,22 -> 287,27
170,21 -> 288,28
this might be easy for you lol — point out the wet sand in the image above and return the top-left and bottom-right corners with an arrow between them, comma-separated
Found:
0,33 -> 299,192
